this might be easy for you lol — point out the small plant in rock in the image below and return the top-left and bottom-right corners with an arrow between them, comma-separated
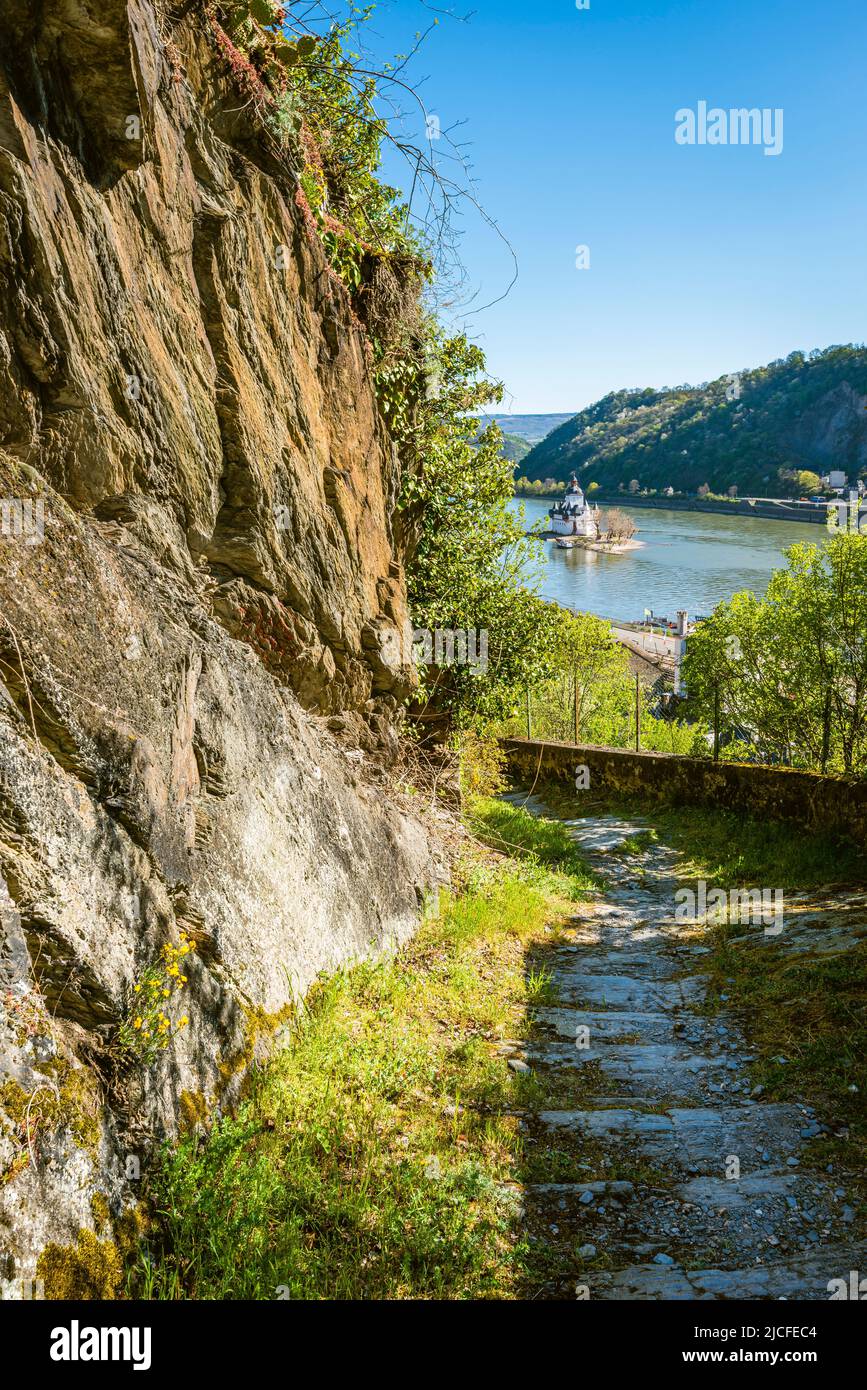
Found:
525,964 -> 558,1005
117,935 -> 194,1066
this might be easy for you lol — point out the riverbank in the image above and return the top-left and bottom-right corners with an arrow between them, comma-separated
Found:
539,533 -> 644,553
516,493 -> 830,526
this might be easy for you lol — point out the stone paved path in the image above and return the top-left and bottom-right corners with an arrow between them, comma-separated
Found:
502,793 -> 867,1300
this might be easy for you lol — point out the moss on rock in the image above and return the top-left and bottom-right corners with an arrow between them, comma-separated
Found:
0,1062 -> 102,1168
90,1191 -> 110,1234
37,1228 -> 123,1300
178,1089 -> 209,1131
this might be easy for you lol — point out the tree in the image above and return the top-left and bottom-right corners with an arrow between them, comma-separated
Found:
403,334 -> 563,722
504,610 -> 705,754
603,508 -> 636,543
681,532 -> 867,773
796,470 -> 822,494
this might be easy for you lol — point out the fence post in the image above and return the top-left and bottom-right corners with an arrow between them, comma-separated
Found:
713,680 -> 720,762
634,673 -> 641,751
574,669 -> 579,745
526,685 -> 532,740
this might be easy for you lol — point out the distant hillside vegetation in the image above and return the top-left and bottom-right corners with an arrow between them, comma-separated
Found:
474,414 -> 574,465
520,347 -> 867,497
480,413 -> 576,445
500,432 -> 532,464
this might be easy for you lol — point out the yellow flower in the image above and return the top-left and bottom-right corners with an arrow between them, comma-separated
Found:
133,1017 -> 143,1029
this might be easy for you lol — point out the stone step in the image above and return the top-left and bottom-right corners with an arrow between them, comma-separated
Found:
554,972 -> 705,1011
676,1170 -> 848,1212
533,1006 -> 677,1044
533,1006 -> 724,1058
552,950 -> 684,981
588,1247 -> 867,1301
523,1171 -> 861,1273
528,1042 -> 727,1101
537,1103 -> 811,1173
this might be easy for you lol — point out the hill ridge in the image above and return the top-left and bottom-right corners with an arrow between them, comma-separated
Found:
520,346 -> 867,496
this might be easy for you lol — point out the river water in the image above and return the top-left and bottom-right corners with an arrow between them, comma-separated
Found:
511,498 -> 815,623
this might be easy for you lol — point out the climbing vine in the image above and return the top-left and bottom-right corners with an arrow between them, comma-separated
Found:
208,4 -> 430,297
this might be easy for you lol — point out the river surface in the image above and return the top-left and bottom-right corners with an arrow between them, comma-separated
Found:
511,498 -> 814,622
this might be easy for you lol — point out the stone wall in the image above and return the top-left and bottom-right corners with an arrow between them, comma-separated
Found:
502,738 -> 867,846
587,495 -> 830,526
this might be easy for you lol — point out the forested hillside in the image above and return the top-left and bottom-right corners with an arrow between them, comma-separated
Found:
521,346 -> 867,496
499,432 -> 531,464
475,413 -> 575,465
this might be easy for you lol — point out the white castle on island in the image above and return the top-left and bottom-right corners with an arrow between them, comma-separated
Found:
547,473 -> 600,538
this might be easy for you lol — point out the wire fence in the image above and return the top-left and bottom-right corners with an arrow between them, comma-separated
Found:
518,671 -> 695,757
518,671 -> 867,777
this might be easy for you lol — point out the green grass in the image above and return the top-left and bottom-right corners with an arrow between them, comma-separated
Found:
643,803 -> 867,890
612,831 -> 656,857
130,800 -> 595,1301
467,796 -> 599,897
525,964 -> 558,1006
700,925 -> 867,1173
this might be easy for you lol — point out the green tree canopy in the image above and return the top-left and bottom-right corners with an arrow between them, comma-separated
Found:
403,334 -> 562,721
682,532 -> 867,773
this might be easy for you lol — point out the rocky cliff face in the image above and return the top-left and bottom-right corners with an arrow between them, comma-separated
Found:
0,0 -> 416,716
0,1 -> 443,1296
785,381 -> 867,473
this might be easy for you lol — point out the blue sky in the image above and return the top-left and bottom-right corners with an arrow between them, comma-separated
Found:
353,0 -> 866,412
